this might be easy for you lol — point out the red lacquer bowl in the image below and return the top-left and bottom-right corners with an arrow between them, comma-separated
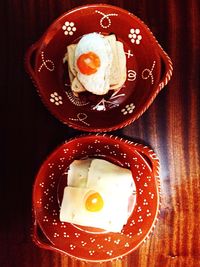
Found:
25,4 -> 172,132
32,135 -> 161,262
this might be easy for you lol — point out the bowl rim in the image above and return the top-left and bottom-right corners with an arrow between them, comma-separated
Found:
25,3 -> 173,132
32,133 -> 161,262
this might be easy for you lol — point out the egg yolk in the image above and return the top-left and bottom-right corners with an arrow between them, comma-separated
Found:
77,52 -> 100,75
85,192 -> 104,212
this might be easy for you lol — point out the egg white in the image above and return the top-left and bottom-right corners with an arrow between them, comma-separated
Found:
75,33 -> 112,95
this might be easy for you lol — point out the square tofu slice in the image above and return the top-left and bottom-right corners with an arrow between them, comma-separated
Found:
59,186 -> 129,232
110,41 -> 127,89
67,159 -> 92,188
87,158 -> 135,194
71,77 -> 86,93
66,44 -> 77,76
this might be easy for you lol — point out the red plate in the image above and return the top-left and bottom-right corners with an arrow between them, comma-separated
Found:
25,4 -> 173,132
32,135 -> 161,262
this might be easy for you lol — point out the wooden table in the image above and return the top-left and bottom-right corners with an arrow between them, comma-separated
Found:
1,0 -> 200,266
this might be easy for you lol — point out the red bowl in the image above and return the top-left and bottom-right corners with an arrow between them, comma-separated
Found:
25,4 -> 172,132
32,134 -> 161,262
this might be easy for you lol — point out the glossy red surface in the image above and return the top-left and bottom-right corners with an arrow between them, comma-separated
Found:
2,1 -> 200,266
33,135 -> 160,262
25,4 -> 172,132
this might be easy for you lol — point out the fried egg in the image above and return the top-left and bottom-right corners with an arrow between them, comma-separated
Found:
60,186 -> 130,232
75,33 -> 112,95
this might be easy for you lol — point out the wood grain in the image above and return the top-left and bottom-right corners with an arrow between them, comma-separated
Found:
0,0 -> 199,266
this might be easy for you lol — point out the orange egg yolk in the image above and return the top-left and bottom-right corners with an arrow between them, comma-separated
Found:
85,192 -> 104,212
77,52 -> 100,75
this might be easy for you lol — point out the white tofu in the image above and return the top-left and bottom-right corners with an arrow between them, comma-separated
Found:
67,159 -> 92,188
61,158 -> 136,232
59,186 -> 130,232
87,158 -> 135,194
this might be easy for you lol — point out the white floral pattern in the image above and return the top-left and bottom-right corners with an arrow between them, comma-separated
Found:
50,92 -> 63,106
128,28 -> 142,44
62,21 -> 76,35
121,103 -> 135,115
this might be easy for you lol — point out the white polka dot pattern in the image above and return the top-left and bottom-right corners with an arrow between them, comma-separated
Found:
33,134 -> 161,262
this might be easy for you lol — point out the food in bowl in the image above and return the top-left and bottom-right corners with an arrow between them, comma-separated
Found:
32,134 -> 161,260
63,32 -> 127,96
60,158 -> 136,232
26,4 -> 173,131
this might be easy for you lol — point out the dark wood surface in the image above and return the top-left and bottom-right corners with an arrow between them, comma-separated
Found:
1,0 -> 200,266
